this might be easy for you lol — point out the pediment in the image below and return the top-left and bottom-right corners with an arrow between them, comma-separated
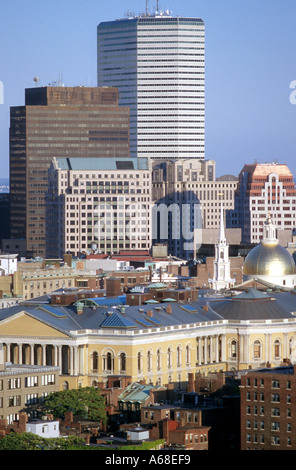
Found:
0,311 -> 69,338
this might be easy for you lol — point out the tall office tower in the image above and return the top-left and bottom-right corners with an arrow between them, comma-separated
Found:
229,163 -> 296,244
97,11 -> 205,161
9,86 -> 130,257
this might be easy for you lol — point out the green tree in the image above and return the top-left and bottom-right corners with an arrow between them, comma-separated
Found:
43,387 -> 107,424
0,432 -> 84,450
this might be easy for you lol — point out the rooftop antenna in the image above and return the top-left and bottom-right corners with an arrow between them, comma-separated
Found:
146,0 -> 149,14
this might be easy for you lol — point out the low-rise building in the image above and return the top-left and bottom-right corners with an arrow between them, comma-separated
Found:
0,359 -> 59,424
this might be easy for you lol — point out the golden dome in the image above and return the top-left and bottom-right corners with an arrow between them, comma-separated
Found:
243,242 -> 296,276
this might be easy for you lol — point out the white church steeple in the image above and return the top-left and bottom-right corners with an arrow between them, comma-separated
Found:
210,203 -> 235,291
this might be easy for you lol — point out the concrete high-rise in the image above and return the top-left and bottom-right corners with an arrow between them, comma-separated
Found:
97,11 -> 205,161
9,86 -> 130,257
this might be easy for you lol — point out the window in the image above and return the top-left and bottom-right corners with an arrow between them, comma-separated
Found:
253,340 -> 261,359
137,352 -> 142,372
230,340 -> 237,358
274,340 -> 281,358
120,353 -> 126,372
157,349 -> 161,370
167,348 -> 172,368
103,352 -> 114,372
92,352 -> 99,372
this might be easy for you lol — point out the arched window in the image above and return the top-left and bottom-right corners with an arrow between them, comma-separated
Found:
253,341 -> 261,359
147,350 -> 152,371
167,348 -> 172,368
62,381 -> 69,390
177,346 -> 181,366
92,351 -> 99,371
120,352 -> 126,372
230,340 -> 237,359
103,351 -> 114,372
186,345 -> 190,364
274,340 -> 280,359
157,349 -> 161,370
137,351 -> 142,372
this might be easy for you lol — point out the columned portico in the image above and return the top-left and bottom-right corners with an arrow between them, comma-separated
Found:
1,341 -> 78,376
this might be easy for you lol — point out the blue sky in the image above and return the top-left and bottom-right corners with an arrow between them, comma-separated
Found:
0,0 -> 296,180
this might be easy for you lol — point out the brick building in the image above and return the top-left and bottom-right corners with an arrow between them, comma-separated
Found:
141,403 -> 210,450
240,364 -> 296,450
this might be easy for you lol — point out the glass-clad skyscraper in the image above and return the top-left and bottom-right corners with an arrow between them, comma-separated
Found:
97,12 -> 205,161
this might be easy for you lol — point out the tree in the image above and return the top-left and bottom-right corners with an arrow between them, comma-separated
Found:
0,432 -> 84,450
43,387 -> 107,424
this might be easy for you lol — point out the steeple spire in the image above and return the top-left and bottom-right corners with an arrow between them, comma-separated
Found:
218,203 -> 226,244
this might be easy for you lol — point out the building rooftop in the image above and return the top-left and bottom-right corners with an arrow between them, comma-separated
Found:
54,157 -> 150,172
1,288 -> 295,336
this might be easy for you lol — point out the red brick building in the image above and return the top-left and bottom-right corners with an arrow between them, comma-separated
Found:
141,404 -> 210,450
240,364 -> 296,450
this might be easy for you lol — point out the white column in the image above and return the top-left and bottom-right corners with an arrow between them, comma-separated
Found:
221,335 -> 226,362
30,344 -> 34,365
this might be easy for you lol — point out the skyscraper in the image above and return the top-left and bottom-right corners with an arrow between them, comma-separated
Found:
97,11 -> 205,161
9,86 -> 130,257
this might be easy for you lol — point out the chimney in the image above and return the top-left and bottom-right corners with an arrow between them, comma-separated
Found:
76,302 -> 83,315
165,304 -> 172,314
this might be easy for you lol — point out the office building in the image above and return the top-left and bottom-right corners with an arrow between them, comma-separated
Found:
97,12 -> 205,160
229,163 -> 296,244
46,156 -> 152,258
9,86 -> 130,257
152,159 -> 238,259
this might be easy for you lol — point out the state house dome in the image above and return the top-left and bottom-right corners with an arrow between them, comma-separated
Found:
243,215 -> 296,285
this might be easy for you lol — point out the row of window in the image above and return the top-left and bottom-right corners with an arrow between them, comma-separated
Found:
246,405 -> 293,417
246,434 -> 291,446
92,346 -> 192,373
246,392 -> 293,403
246,420 -> 292,431
2,374 -> 56,390
2,391 -> 50,409
246,377 -> 292,388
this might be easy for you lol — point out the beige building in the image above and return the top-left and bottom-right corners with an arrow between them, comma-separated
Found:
46,157 -> 152,258
0,355 -> 59,424
1,286 -> 296,392
152,159 -> 238,259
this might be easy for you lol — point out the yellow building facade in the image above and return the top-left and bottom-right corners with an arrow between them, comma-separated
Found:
1,289 -> 296,392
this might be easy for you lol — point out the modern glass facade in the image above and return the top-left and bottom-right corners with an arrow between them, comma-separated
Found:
97,14 -> 205,161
